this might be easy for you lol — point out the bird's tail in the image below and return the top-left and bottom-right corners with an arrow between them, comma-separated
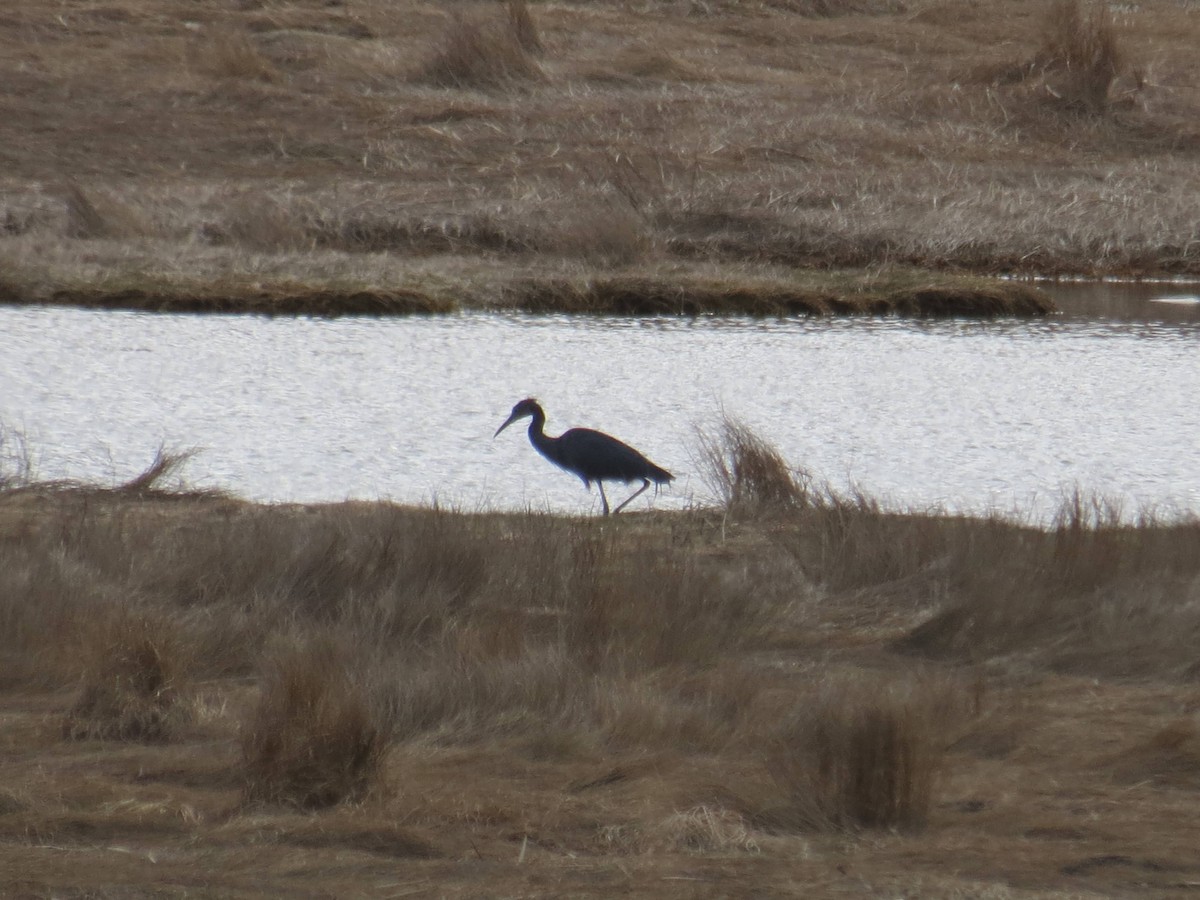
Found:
649,463 -> 674,484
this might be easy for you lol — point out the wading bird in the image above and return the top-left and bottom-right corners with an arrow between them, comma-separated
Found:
494,398 -> 674,515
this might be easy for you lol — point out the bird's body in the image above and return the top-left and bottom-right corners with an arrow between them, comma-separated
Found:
494,398 -> 673,515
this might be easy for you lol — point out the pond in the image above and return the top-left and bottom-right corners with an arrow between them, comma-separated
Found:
1,282 -> 1198,520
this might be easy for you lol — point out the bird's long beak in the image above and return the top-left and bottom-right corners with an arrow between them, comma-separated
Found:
494,413 -> 519,438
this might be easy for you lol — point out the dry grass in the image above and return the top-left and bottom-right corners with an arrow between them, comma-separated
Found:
2,0 -> 1199,317
3,0 -> 1200,887
0,426 -> 31,491
4,426 -> 1200,894
189,28 -> 281,83
418,12 -> 544,90
507,0 -> 544,56
897,493 -> 1200,679
62,610 -> 189,742
763,673 -> 954,831
240,636 -> 390,808
1033,0 -> 1127,113
63,181 -> 145,241
698,413 -> 811,513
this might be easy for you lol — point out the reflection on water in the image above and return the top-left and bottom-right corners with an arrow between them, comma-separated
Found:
1042,279 -> 1200,324
1,294 -> 1198,519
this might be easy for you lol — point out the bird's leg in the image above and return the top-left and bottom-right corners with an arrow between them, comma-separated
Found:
613,478 -> 650,515
597,483 -> 611,516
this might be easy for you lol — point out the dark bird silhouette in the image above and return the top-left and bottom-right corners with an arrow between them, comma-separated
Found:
494,398 -> 674,515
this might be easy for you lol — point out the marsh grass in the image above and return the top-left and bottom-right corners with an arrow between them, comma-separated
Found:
63,182 -> 144,241
763,673 -> 954,831
654,805 -> 760,854
537,199 -> 654,266
215,192 -> 314,253
4,0 -> 1196,319
63,610 -> 189,742
897,495 -> 1200,678
3,419 -> 1200,892
1035,0 -> 1127,113
691,424 -> 1200,684
117,447 -> 200,496
507,0 -> 544,56
0,426 -> 31,491
791,492 -> 956,598
313,210 -> 536,257
698,414 -> 811,514
1108,719 -> 1200,790
191,29 -> 281,83
419,12 -> 544,89
240,635 -> 390,808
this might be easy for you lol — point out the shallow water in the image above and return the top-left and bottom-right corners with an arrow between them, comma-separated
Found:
1,285 -> 1198,519
1047,279 -> 1200,325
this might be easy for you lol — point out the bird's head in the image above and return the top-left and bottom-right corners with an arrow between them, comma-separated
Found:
494,397 -> 543,438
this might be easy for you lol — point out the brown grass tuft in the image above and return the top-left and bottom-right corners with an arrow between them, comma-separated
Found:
897,495 -> 1200,679
654,805 -> 760,854
116,447 -> 199,496
418,14 -> 544,90
1108,720 -> 1200,790
191,29 -> 281,83
63,182 -> 144,240
763,674 -> 952,831
537,199 -> 653,266
784,489 -> 954,599
1033,0 -> 1128,113
507,0 -> 544,56
64,182 -> 112,240
63,611 -> 188,742
698,415 -> 810,514
0,425 -> 32,491
240,636 -> 390,808
209,193 -> 313,253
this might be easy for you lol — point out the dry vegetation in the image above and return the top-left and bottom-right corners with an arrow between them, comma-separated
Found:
2,0 -> 1200,891
3,431 -> 1200,896
2,0 -> 1200,316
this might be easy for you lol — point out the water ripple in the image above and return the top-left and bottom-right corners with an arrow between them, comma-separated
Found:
2,306 -> 1197,519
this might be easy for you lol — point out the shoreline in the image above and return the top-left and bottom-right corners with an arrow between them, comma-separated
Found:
1,261 -> 1059,317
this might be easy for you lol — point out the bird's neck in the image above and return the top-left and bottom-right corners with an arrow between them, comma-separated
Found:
526,410 -> 559,460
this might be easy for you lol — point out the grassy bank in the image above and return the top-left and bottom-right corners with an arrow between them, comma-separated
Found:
0,256 -> 1055,317
2,438 -> 1199,896
3,0 -> 1200,316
